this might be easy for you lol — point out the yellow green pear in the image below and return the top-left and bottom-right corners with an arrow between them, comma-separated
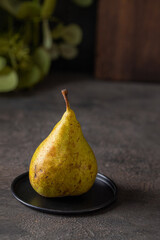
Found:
29,89 -> 98,197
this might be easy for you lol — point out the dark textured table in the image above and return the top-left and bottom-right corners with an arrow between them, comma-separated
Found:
1,74 -> 160,240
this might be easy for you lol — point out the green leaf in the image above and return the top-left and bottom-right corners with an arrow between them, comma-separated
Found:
33,47 -> 51,75
62,24 -> 83,46
0,38 -> 10,55
0,67 -> 18,92
18,65 -> 42,89
41,0 -> 57,19
50,43 -> 60,60
0,0 -> 19,16
52,24 -> 65,40
0,56 -> 7,71
59,43 -> 78,60
42,20 -> 53,50
52,24 -> 83,45
72,0 -> 94,7
16,2 -> 41,19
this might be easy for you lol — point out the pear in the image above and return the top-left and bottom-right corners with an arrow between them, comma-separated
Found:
29,89 -> 97,197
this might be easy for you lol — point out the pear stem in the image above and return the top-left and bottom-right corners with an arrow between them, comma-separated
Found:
61,89 -> 70,111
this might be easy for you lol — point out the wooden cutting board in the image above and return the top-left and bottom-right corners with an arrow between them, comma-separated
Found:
95,0 -> 160,81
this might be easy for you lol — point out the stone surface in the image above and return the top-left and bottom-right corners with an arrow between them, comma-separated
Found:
0,74 -> 160,240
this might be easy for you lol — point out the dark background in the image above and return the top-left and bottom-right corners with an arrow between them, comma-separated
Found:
1,0 -> 160,81
0,0 -> 97,73
52,0 -> 97,73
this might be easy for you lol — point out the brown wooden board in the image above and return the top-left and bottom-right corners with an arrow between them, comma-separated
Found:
95,0 -> 160,81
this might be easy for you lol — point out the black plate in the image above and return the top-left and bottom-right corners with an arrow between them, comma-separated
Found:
11,172 -> 117,214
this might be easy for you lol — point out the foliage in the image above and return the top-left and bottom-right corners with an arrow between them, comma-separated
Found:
0,0 -> 94,92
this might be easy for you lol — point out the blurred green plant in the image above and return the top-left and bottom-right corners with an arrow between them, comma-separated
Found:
0,0 -> 94,92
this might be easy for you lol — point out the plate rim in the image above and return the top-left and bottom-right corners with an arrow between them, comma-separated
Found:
11,172 -> 117,214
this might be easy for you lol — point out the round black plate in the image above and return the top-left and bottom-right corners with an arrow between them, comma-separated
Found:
11,172 -> 117,214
